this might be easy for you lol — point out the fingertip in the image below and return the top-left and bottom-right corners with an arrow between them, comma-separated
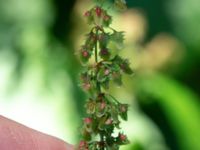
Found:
0,115 -> 74,150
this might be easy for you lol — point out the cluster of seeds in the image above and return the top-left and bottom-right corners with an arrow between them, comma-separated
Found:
78,1 -> 132,150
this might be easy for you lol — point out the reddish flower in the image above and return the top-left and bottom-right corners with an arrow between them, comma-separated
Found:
100,101 -> 106,110
83,82 -> 91,90
82,50 -> 89,57
84,11 -> 90,17
105,118 -> 112,125
100,49 -> 109,55
84,117 -> 92,124
119,133 -> 127,141
95,7 -> 102,17
103,15 -> 110,21
104,69 -> 110,75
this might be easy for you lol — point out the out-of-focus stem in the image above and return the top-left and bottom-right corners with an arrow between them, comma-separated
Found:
95,27 -> 101,93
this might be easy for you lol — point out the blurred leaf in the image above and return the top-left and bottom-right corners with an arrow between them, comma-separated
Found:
136,72 -> 200,150
130,142 -> 144,150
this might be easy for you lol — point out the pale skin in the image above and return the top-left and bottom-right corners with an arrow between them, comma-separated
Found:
0,115 -> 74,150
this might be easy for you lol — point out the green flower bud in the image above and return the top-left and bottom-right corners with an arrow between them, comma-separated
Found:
120,60 -> 133,75
96,101 -> 107,118
85,99 -> 96,114
99,48 -> 110,60
118,104 -> 128,121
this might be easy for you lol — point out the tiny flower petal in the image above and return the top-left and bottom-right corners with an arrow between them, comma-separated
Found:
84,11 -> 90,17
95,7 -> 102,17
100,101 -> 106,110
82,51 -> 89,57
119,133 -> 127,141
104,69 -> 110,75
84,117 -> 92,124
105,118 -> 113,125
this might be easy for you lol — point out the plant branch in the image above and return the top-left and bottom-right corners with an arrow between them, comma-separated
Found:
95,27 -> 101,93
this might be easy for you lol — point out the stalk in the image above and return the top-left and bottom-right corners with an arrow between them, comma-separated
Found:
78,0 -> 132,149
95,27 -> 101,93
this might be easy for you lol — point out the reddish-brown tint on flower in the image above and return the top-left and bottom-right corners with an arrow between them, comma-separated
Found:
103,15 -> 110,21
105,118 -> 113,125
100,49 -> 109,55
119,133 -> 127,141
84,11 -> 90,17
104,69 -> 110,75
95,6 -> 102,17
82,50 -> 89,57
83,82 -> 91,90
84,117 -> 92,124
100,101 -> 106,110
90,34 -> 97,42
120,104 -> 127,112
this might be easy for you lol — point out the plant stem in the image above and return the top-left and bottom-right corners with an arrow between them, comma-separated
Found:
95,27 -> 101,93
108,94 -> 120,104
100,132 -> 104,150
95,29 -> 98,63
95,27 -> 104,149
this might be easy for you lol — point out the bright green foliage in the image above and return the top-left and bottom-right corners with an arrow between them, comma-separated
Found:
78,0 -> 132,149
136,73 -> 200,150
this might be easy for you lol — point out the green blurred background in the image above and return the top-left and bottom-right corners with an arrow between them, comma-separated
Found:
0,0 -> 200,150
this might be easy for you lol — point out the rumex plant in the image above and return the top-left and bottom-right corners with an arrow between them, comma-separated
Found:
77,0 -> 133,149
